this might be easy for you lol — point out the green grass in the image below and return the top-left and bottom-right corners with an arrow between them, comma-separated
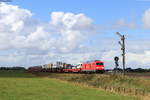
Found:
40,73 -> 150,93
0,71 -> 140,100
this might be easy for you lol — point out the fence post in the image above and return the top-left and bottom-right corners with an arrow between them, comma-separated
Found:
123,87 -> 125,93
118,87 -> 120,92
135,89 -> 138,95
104,86 -> 107,90
142,90 -> 145,96
128,88 -> 131,94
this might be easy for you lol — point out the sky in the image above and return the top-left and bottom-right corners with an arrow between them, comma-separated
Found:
0,0 -> 150,69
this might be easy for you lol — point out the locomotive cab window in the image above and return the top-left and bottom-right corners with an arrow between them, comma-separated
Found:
96,63 -> 103,65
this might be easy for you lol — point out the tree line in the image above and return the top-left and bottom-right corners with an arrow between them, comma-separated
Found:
112,67 -> 150,72
0,66 -> 149,72
0,67 -> 26,70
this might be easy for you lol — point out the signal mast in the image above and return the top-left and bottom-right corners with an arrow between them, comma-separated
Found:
116,32 -> 126,75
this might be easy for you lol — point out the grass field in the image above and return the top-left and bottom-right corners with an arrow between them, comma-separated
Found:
33,72 -> 150,100
0,71 -> 140,100
34,72 -> 150,93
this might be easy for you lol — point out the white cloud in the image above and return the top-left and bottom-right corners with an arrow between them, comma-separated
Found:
143,8 -> 150,28
0,3 -> 32,33
127,51 -> 150,65
95,18 -> 137,30
113,19 -> 136,29
50,12 -> 93,30
49,12 -> 94,52
0,3 -> 32,50
25,26 -> 52,50
0,3 -> 94,52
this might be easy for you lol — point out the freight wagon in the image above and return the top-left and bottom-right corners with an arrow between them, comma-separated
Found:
28,66 -> 42,72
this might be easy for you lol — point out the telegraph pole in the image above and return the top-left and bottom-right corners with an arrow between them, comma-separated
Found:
116,32 -> 126,75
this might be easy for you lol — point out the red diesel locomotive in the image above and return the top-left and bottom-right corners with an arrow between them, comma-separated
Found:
81,60 -> 104,73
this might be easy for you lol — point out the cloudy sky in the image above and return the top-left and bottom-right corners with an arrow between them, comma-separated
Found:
0,0 -> 150,69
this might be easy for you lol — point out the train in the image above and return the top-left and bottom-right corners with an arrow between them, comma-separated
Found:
28,60 -> 105,73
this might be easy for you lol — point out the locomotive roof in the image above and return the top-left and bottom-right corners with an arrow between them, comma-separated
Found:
82,60 -> 103,63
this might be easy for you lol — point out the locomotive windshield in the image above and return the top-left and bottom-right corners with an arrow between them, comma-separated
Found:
96,63 -> 103,65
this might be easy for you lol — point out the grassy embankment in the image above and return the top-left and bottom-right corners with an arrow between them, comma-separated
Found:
35,72 -> 150,92
0,71 -> 140,100
34,72 -> 150,100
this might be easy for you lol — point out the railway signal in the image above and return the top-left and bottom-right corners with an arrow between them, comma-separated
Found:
116,32 -> 126,75
114,56 -> 119,67
114,56 -> 119,74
